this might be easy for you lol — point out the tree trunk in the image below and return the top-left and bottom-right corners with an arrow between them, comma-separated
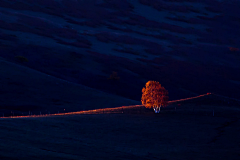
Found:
153,105 -> 161,113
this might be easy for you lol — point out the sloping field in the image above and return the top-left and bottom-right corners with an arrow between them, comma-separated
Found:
0,93 -> 213,118
0,104 -> 239,160
0,1 -> 240,159
0,59 -> 139,116
0,0 -> 239,101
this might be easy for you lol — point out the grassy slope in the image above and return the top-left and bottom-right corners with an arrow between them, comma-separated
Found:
0,58 -> 139,116
0,104 -> 239,159
0,0 -> 240,101
0,1 -> 240,159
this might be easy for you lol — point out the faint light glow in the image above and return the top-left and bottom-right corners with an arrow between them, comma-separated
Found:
0,93 -> 212,119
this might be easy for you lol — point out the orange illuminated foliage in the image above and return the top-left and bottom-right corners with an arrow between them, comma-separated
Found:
141,81 -> 169,110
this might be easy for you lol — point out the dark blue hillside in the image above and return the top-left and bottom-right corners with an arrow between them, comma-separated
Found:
0,0 -> 240,102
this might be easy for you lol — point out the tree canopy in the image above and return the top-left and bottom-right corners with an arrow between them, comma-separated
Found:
141,81 -> 168,113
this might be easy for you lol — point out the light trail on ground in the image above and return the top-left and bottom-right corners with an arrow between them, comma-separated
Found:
168,93 -> 211,103
0,93 -> 224,119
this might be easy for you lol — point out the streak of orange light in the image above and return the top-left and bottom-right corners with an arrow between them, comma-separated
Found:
0,93 -> 212,119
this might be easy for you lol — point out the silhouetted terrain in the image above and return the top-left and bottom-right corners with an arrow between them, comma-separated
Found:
1,103 -> 240,159
0,0 -> 240,105
0,1 -> 240,159
0,59 -> 138,116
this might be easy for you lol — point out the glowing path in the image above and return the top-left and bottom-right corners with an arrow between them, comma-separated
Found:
0,105 -> 141,119
168,93 -> 212,103
0,93 -> 213,119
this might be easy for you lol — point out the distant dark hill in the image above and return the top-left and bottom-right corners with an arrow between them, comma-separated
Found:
0,0 -> 240,101
0,58 -> 139,116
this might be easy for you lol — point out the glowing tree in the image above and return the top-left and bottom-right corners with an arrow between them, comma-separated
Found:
141,81 -> 169,113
